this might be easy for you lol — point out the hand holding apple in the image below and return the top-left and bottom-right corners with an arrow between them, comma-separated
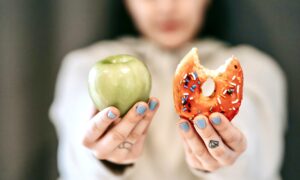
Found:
84,54 -> 158,165
82,97 -> 159,164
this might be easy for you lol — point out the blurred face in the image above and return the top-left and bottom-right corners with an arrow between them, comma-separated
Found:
125,0 -> 209,49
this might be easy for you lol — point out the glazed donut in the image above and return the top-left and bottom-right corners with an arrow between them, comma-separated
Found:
173,48 -> 244,121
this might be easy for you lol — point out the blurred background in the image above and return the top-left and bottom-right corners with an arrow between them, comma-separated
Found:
1,0 -> 300,179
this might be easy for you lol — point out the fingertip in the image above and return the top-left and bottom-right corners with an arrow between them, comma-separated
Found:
148,97 -> 160,111
177,119 -> 190,133
209,113 -> 227,126
105,106 -> 120,120
193,115 -> 208,129
135,101 -> 149,116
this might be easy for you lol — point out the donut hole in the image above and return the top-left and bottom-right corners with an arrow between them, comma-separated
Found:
201,78 -> 215,97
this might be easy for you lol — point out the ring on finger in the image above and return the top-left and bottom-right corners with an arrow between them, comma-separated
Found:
117,141 -> 134,151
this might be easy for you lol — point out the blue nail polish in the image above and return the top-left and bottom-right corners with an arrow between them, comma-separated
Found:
180,122 -> 189,132
212,116 -> 221,125
136,105 -> 147,115
107,110 -> 116,119
196,119 -> 206,129
149,100 -> 157,111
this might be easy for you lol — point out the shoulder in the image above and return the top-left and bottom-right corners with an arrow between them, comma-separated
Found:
198,38 -> 283,71
197,38 -> 287,95
229,45 -> 286,89
231,45 -> 284,76
200,38 -> 286,83
227,45 -> 287,108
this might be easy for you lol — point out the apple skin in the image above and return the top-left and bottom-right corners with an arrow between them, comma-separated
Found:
88,55 -> 152,116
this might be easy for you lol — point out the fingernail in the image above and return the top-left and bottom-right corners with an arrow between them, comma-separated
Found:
212,116 -> 221,125
180,122 -> 190,132
136,105 -> 147,115
107,110 -> 116,119
149,100 -> 157,111
196,118 -> 206,129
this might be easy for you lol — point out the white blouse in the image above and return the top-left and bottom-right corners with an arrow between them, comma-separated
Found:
49,37 -> 287,180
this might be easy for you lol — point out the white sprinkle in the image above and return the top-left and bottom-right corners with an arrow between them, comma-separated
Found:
190,73 -> 196,80
237,85 -> 240,94
232,99 -> 239,104
183,74 -> 187,79
189,97 -> 194,100
223,90 -> 227,95
230,82 -> 236,86
232,75 -> 236,80
183,93 -> 189,96
217,97 -> 221,104
232,107 -> 236,110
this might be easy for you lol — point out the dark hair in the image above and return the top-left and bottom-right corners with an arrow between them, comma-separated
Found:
107,1 -> 228,40
108,1 -> 139,38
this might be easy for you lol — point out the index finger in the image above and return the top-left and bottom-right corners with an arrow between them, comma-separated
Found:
82,107 -> 120,147
127,97 -> 160,143
209,113 -> 247,153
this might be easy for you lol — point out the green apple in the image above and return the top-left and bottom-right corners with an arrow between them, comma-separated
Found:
88,55 -> 152,116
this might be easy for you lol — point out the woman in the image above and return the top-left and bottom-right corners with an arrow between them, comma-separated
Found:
49,0 -> 287,179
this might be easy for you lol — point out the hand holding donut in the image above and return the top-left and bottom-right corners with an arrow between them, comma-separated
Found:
178,112 -> 247,172
82,97 -> 159,165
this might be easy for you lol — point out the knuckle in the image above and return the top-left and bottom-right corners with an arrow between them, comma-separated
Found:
91,121 -> 102,132
143,116 -> 152,124
185,146 -> 193,155
128,131 -> 141,140
214,147 -> 225,157
203,130 -> 214,139
218,124 -> 229,133
111,130 -> 126,142
226,133 -> 237,145
128,116 -> 141,125
194,147 -> 206,158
